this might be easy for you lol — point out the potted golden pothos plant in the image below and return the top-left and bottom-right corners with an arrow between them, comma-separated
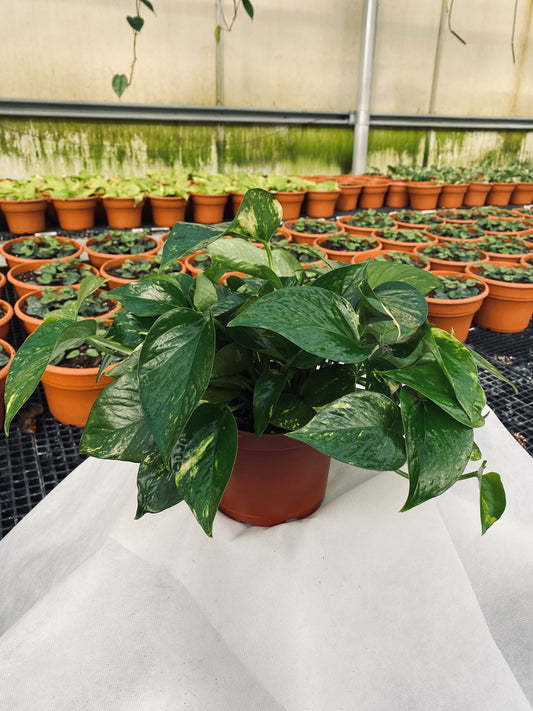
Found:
4,189 -> 509,536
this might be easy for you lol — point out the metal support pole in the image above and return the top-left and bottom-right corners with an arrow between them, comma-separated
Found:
215,0 -> 225,106
352,0 -> 379,175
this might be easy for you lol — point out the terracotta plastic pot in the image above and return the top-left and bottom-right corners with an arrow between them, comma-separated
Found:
520,254 -> 533,266
374,229 -> 436,254
510,182 -> 533,206
0,299 -> 13,340
463,182 -> 491,207
481,245 -> 533,266
465,262 -> 533,333
0,272 -> 5,300
377,250 -> 431,271
183,250 -> 212,276
83,234 -> 160,268
335,183 -> 363,212
0,235 -> 83,269
148,195 -> 188,227
413,247 -> 489,274
485,182 -> 516,207
7,260 -> 98,299
52,197 -> 98,231
385,181 -> 409,209
437,184 -> 468,209
283,219 -> 345,246
335,216 -> 382,237
102,197 -> 146,229
0,339 -> 15,427
315,235 -> 382,263
41,364 -> 114,427
14,288 -> 121,335
407,182 -> 442,210
191,193 -> 229,224
0,198 -> 48,234
270,191 -> 306,221
425,270 -> 489,342
99,254 -> 179,290
358,178 -> 390,209
304,190 -> 340,219
219,430 -> 331,527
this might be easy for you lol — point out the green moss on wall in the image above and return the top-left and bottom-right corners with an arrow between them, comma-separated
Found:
0,118 -> 531,178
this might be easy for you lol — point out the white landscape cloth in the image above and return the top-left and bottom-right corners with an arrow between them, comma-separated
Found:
0,409 -> 532,711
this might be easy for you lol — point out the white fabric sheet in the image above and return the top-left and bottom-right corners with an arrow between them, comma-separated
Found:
1,410 -> 532,710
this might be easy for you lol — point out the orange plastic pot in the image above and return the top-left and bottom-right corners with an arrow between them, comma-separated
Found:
52,197 -> 98,231
335,183 -> 363,212
463,182 -> 491,207
425,270 -> 489,342
7,260 -> 98,299
510,182 -> 533,205
385,181 -> 409,209
102,197 -> 146,229
315,235 -> 382,263
465,262 -> 533,333
84,234 -> 160,268
485,183 -> 516,207
0,272 -> 5,300
407,182 -> 442,210
219,430 -> 331,527
377,250 -> 431,270
374,229 -> 436,254
358,178 -> 390,209
0,235 -> 83,269
183,251 -> 211,276
0,198 -> 48,234
99,254 -> 180,290
0,339 -> 15,427
304,189 -> 340,218
191,193 -> 229,224
283,219 -> 345,246
437,184 -> 468,209
413,247 -> 489,274
335,216 -> 380,237
520,254 -> 533,266
148,195 -> 188,227
0,299 -> 13,340
40,364 -> 114,427
14,288 -> 121,335
270,191 -> 306,220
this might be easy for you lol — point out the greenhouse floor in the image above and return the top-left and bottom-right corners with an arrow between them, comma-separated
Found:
0,213 -> 532,539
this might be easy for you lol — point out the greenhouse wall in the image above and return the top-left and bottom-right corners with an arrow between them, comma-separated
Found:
2,0 -> 533,176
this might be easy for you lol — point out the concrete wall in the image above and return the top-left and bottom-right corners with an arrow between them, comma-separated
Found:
1,0 -> 533,176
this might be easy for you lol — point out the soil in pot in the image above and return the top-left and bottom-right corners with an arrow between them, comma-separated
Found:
15,286 -> 120,335
337,211 -> 395,235
84,230 -> 161,267
7,259 -> 98,299
0,235 -> 83,269
100,255 -> 184,289
373,250 -> 430,270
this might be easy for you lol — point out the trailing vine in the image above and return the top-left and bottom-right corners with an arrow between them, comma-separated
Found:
112,0 -> 155,99
112,0 -> 255,99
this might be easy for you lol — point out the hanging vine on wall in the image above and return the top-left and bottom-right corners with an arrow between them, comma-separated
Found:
444,0 -> 520,63
215,0 -> 254,43
112,0 -> 255,99
112,0 -> 155,99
